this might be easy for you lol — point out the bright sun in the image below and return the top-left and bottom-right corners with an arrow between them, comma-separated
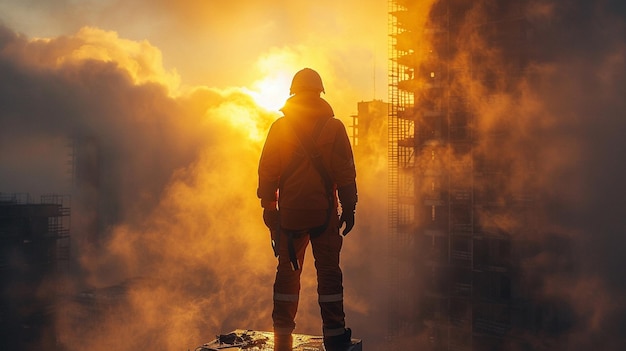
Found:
246,49 -> 303,112
247,71 -> 292,112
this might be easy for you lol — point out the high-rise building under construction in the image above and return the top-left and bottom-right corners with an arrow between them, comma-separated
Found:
388,1 -> 569,350
0,193 -> 70,350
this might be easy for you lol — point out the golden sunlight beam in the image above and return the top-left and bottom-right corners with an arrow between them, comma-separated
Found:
245,49 -> 304,112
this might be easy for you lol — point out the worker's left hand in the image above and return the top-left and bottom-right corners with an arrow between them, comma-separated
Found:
263,209 -> 279,231
339,210 -> 355,236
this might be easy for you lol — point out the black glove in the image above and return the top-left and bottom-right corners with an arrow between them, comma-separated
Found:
339,209 -> 355,236
337,183 -> 357,236
263,209 -> 279,231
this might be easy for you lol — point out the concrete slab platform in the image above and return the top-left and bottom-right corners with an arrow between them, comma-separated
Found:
195,329 -> 362,351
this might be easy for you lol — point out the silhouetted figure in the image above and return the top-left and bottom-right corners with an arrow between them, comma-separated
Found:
258,68 -> 357,351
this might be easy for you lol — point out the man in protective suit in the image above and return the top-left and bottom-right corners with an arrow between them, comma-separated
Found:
258,68 -> 357,351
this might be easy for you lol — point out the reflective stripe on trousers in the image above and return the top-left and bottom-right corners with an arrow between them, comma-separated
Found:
272,214 -> 345,335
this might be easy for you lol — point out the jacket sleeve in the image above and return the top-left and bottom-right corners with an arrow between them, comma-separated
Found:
257,121 -> 282,207
330,120 -> 357,189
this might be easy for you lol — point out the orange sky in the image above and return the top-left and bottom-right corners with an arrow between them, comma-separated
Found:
0,0 -> 388,118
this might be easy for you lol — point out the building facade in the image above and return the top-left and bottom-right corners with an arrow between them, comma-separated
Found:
0,193 -> 70,350
387,1 -> 568,350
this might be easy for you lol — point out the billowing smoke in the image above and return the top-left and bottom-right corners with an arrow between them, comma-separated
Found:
403,0 -> 626,349
0,21 -> 392,350
0,24 -> 282,350
525,1 -> 626,349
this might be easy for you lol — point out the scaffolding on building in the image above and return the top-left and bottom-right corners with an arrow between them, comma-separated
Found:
388,1 -> 538,350
0,192 -> 71,350
351,100 -> 389,151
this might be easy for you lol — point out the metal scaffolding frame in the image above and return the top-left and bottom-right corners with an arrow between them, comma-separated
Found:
388,1 -> 537,350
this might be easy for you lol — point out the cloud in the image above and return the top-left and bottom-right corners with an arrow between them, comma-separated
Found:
0,23 -> 279,350
1,22 -> 391,350
385,0 -> 626,349
0,0 -> 389,106
442,0 -> 626,348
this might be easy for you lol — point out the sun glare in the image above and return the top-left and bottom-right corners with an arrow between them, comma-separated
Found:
248,71 -> 292,112
246,49 -> 304,112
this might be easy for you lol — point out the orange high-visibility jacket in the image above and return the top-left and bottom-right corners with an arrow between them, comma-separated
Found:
257,93 -> 356,230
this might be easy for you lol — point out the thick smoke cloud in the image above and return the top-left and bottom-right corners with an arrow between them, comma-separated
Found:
0,24 -> 275,350
0,23 -> 390,350
520,2 -> 625,348
387,0 -> 624,349
533,2 -> 626,349
0,0 -> 389,97
427,0 -> 626,349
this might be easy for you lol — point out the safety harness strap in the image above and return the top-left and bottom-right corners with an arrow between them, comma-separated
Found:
284,117 -> 335,238
278,116 -> 334,271
278,116 -> 330,192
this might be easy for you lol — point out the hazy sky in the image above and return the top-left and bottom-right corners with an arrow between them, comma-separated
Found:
0,0 -> 388,115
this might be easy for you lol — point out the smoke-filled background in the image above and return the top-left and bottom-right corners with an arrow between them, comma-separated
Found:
1,0 -> 626,350
0,1 -> 390,350
407,0 -> 626,350
469,1 -> 626,349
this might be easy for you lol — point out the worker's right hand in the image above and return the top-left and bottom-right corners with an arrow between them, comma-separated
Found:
339,210 -> 355,236
337,183 -> 357,236
263,209 -> 279,231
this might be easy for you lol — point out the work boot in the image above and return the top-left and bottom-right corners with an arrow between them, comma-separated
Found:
274,333 -> 292,351
323,328 -> 352,351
